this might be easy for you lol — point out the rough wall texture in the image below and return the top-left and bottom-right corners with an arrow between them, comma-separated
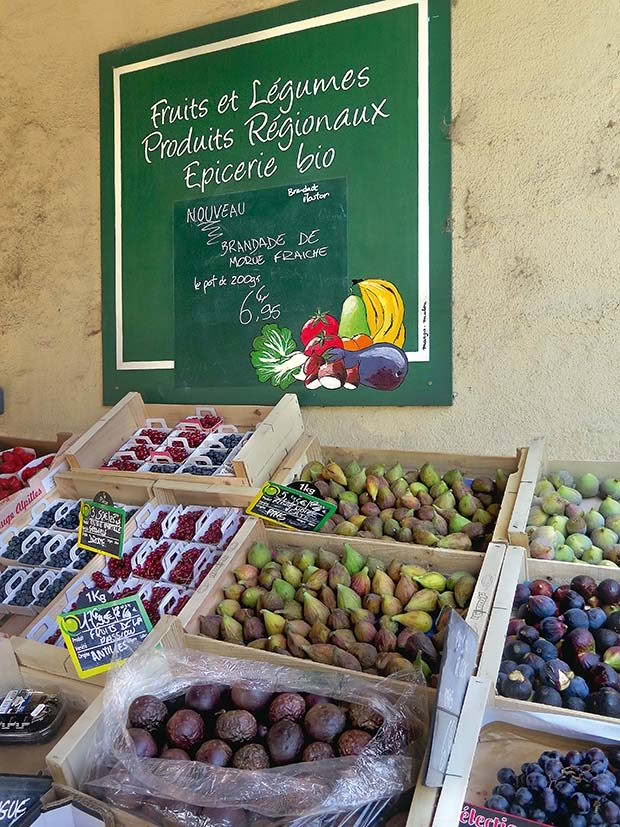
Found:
1,0 -> 619,459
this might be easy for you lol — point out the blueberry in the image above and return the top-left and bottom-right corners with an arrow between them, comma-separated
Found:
590,757 -> 609,774
544,759 -> 564,781
492,784 -> 515,801
513,788 -> 533,807
521,762 -> 540,776
485,795 -> 509,812
497,767 -> 517,786
585,748 -> 607,765
587,814 -> 603,826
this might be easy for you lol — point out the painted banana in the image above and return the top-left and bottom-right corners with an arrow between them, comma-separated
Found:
356,279 -> 406,348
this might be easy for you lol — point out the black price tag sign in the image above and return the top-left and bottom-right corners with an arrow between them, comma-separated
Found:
288,480 -> 322,498
462,803 -> 550,827
0,774 -> 51,826
246,482 -> 335,532
57,594 -> 152,679
77,492 -> 125,559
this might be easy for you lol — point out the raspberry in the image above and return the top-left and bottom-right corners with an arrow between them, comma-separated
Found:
199,518 -> 223,545
141,510 -> 167,540
173,594 -> 190,615
170,511 -> 203,541
199,413 -> 222,430
171,430 -> 206,449
136,428 -> 167,445
133,543 -> 169,579
169,547 -> 202,585
105,458 -> 140,472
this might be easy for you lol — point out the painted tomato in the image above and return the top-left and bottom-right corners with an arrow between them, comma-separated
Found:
304,332 -> 343,357
300,312 -> 339,346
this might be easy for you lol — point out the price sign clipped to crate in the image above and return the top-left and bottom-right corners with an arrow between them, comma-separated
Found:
0,774 -> 52,826
57,594 -> 152,679
246,482 -> 335,531
77,491 -> 125,559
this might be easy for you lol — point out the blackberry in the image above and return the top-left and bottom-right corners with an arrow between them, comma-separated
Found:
185,465 -> 216,476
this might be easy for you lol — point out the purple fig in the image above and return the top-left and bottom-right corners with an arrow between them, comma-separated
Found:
513,583 -> 531,608
577,651 -> 601,672
530,580 -> 554,598
507,618 -> 526,636
571,575 -> 597,600
566,627 -> 596,656
598,579 -> 620,606
527,595 -> 557,619
542,659 -> 573,691
590,663 -> 620,689
518,625 -> 540,646
539,617 -> 567,644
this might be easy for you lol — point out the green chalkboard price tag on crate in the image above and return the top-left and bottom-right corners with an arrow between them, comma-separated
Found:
57,595 -> 152,679
77,491 -> 125,559
100,0 -> 452,407
246,482 -> 335,531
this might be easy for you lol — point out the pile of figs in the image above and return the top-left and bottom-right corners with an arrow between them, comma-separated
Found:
498,574 -> 620,717
298,459 -> 509,551
199,540 -> 477,681
126,685 -> 391,771
526,470 -> 620,566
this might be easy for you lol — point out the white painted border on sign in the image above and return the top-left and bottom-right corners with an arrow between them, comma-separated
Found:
113,0 -> 429,370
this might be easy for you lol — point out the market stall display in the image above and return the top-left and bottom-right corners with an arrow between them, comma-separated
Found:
65,392 -> 304,487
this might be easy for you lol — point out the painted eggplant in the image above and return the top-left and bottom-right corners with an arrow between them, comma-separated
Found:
324,345 -> 408,390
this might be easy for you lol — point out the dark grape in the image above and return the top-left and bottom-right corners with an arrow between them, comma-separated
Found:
486,795 -> 509,812
513,788 -> 533,807
570,793 -> 590,814
508,804 -> 526,817
526,772 -> 548,792
492,784 -> 514,801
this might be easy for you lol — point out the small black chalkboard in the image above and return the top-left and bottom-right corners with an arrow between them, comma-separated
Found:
0,774 -> 51,826
74,587 -> 115,610
77,492 -> 125,559
57,595 -> 152,679
288,480 -> 322,498
246,482 -> 335,532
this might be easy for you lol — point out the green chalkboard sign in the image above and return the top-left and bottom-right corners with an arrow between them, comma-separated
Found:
101,0 -> 451,406
174,179 -> 347,390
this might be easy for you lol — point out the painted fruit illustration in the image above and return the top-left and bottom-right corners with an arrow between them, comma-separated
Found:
249,279 -> 408,392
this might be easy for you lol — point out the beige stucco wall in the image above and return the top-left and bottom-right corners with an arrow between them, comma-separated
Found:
1,0 -> 619,459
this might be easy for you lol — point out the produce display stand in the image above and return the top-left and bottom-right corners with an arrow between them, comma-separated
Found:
507,437 -> 620,547
13,480 -> 259,685
477,544 -> 620,727
46,615 -> 435,827
5,474 -> 154,673
270,435 -> 532,547
431,676 -> 620,826
65,391 -> 304,487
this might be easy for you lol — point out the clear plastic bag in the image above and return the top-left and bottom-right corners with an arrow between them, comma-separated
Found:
82,645 -> 427,825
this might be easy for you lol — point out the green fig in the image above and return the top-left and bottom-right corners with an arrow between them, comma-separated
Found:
600,497 -> 620,519
345,460 -> 362,478
337,584 -> 362,611
274,548 -> 295,565
342,543 -> 366,575
458,495 -> 480,518
308,621 -> 330,644
372,570 -> 395,597
601,479 -> 620,499
401,564 -> 427,578
217,599 -> 241,617
241,587 -> 266,608
347,470 -> 367,495
305,568 -> 329,591
555,545 -> 576,562
419,463 -> 440,488
259,589 -> 284,612
382,595 -> 403,617
391,478 -> 409,498
582,546 -> 603,565
366,464 -> 385,477
273,578 -> 296,602
340,490 -> 359,506
335,521 -> 359,537
473,509 -> 492,526
301,460 -> 324,481
430,481 -> 449,498
409,482 -> 429,497
221,615 -> 244,644
383,518 -> 400,538
363,517 -> 384,538
541,494 -> 567,516
385,463 -> 404,484
556,485 -> 582,505
392,611 -> 433,632
453,573 -> 476,607
224,583 -> 245,601
398,527 -> 413,543
528,505 -> 548,527
376,488 -> 396,510
329,480 -> 346,499
365,556 -> 386,577
438,591 -> 457,609
585,509 -> 605,532
574,473 -> 598,498
379,615 -> 399,634
471,477 -> 493,494
449,513 -> 472,533
280,600 -> 303,620
247,542 -> 272,569
548,470 -> 574,489
495,468 -> 508,493
566,516 -> 587,535
535,479 -> 555,497
443,469 -> 464,487
591,527 -> 619,553
434,491 -> 456,510
412,528 -> 438,546
437,532 -> 472,550
322,461 -> 347,486
281,562 -> 303,588
261,609 -> 286,636
405,588 -> 438,612
414,572 -> 447,591
394,575 -> 417,605
303,593 -> 330,626
565,533 -> 592,557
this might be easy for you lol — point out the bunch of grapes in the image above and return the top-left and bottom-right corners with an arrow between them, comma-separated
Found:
487,746 -> 620,825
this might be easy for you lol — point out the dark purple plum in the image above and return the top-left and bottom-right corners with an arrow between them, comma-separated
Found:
325,345 -> 408,391
128,727 -> 158,757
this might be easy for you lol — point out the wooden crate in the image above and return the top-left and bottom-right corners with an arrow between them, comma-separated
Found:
507,438 -> 620,548
47,615 -> 433,825
270,435 -> 532,547
477,544 -> 620,727
181,514 -> 505,676
431,676 -> 620,826
14,481 -> 258,685
65,391 -> 304,488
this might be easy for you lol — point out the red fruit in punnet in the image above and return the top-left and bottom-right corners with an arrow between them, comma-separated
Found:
136,428 -> 167,445
300,311 -> 339,347
173,595 -> 190,614
199,518 -> 224,545
530,580 -> 553,598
